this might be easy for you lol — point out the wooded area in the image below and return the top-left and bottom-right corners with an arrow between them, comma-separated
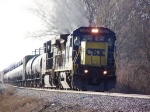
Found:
29,0 -> 150,94
93,0 -> 150,94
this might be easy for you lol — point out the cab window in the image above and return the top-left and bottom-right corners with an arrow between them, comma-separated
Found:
74,36 -> 80,46
95,36 -> 105,41
83,35 -> 92,41
108,38 -> 113,46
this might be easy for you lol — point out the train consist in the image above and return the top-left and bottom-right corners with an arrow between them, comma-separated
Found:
3,27 -> 116,91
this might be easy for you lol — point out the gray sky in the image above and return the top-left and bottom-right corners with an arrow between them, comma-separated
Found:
0,0 -> 89,71
0,0 -> 44,70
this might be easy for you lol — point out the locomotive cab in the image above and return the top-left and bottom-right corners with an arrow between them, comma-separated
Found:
70,27 -> 116,91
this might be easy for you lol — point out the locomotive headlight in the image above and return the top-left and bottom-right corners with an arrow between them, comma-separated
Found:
84,69 -> 88,74
92,28 -> 99,33
103,70 -> 107,75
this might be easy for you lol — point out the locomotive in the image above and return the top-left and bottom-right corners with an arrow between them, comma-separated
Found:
4,27 -> 116,91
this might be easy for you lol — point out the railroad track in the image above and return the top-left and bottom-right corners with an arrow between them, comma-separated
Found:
3,84 -> 150,111
12,85 -> 150,99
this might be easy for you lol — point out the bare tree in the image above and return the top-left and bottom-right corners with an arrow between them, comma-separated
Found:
96,0 -> 150,94
26,0 -> 150,94
82,0 -> 101,25
26,0 -> 89,39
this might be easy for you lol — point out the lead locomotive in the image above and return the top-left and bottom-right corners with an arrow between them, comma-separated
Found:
4,27 -> 116,91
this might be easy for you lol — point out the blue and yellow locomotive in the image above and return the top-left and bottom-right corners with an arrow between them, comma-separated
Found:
4,27 -> 116,91
43,27 -> 116,91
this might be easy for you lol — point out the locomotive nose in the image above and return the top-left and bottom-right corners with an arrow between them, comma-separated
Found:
81,41 -> 108,66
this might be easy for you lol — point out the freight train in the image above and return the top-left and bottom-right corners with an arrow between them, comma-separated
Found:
3,27 -> 116,91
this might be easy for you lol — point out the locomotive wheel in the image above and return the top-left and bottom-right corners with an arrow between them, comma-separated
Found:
73,85 -> 81,91
37,82 -> 41,88
24,82 -> 27,87
26,81 -> 29,87
33,81 -> 37,88
56,84 -> 61,90
37,83 -> 39,88
33,84 -> 37,88
29,81 -> 32,87
19,82 -> 22,87
59,85 -> 63,90
73,86 -> 77,90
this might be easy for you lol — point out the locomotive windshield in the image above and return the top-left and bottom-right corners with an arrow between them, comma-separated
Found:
95,36 -> 105,41
108,37 -> 113,46
83,35 -> 92,41
82,35 -> 105,42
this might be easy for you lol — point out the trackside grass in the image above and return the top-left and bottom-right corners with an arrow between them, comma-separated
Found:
0,86 -> 40,112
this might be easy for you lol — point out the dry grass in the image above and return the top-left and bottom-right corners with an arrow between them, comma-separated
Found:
0,86 -> 40,112
0,86 -> 120,112
0,86 -> 103,112
4,86 -> 14,95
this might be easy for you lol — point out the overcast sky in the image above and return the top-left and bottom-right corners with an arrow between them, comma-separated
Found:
0,0 -> 44,70
0,0 -> 89,71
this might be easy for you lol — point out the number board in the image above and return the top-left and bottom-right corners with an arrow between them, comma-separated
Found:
79,28 -> 110,33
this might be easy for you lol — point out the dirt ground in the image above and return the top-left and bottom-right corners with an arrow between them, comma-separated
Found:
0,86 -> 99,112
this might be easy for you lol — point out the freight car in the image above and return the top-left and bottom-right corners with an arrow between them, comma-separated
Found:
4,27 -> 116,91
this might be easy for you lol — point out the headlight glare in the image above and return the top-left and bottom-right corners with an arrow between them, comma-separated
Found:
84,69 -> 88,74
103,70 -> 107,75
92,28 -> 99,33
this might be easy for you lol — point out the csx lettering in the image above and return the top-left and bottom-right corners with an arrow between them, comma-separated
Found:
86,48 -> 105,56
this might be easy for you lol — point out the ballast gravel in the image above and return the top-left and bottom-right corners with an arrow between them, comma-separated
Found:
15,88 -> 150,111
1,84 -> 150,111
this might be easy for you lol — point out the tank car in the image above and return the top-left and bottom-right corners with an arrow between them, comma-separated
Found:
3,61 -> 23,84
4,27 -> 116,91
